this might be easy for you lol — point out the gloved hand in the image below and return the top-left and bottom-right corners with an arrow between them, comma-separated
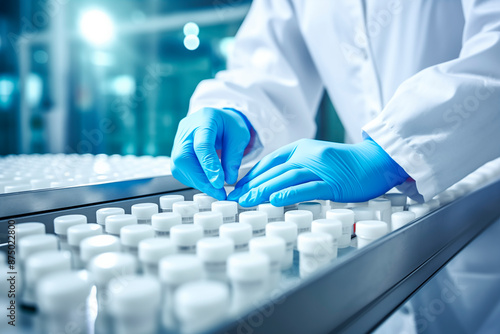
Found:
228,138 -> 409,206
170,107 -> 252,200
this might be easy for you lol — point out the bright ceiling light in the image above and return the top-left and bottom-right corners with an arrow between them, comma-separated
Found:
79,9 -> 114,46
183,35 -> 200,51
183,22 -> 199,36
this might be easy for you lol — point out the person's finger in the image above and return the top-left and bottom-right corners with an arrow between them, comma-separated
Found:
193,126 -> 225,189
269,181 -> 333,207
221,121 -> 250,185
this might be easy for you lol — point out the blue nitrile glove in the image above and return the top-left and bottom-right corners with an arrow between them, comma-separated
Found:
228,138 -> 409,207
170,107 -> 252,200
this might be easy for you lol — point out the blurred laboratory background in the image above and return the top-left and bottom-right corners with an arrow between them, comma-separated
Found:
0,0 -> 344,157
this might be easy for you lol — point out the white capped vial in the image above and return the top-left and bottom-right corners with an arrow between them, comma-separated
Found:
239,211 -> 268,237
212,201 -> 238,224
258,203 -> 284,222
297,202 -> 322,220
173,201 -> 199,224
227,252 -> 270,315
391,211 -> 416,231
283,203 -> 299,213
160,194 -> 185,212
193,193 -> 218,212
351,207 -> 376,222
285,210 -> 313,235
326,209 -> 354,249
238,203 -> 258,214
356,220 -> 388,248
311,219 -> 342,259
265,221 -> 298,270
67,223 -> 103,269
16,222 -> 46,241
170,224 -> 204,254
196,237 -> 234,282
80,235 -> 121,265
105,214 -> 137,236
219,223 -> 252,253
194,211 -> 223,237
368,198 -> 392,228
37,271 -> 92,334
109,276 -> 161,334
297,232 -> 334,278
96,207 -> 125,226
384,193 -> 408,212
434,191 -> 455,206
120,224 -> 155,258
53,214 -> 87,250
138,238 -> 176,276
249,236 -> 286,292
151,212 -> 181,237
175,281 -> 230,334
131,203 -> 158,224
425,199 -> 440,211
408,204 -> 431,218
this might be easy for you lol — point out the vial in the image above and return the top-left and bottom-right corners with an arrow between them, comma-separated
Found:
170,224 -> 204,254
175,281 -> 230,334
368,198 -> 392,228
159,194 -> 185,212
350,207 -> 376,237
37,271 -> 92,334
194,211 -> 223,237
297,202 -> 322,220
67,223 -> 103,269
219,223 -> 253,252
425,199 -> 440,211
53,214 -> 87,250
239,211 -> 268,237
193,193 -> 218,212
211,201 -> 238,224
172,201 -> 199,224
311,219 -> 342,259
265,221 -> 298,270
238,203 -> 257,214
391,211 -> 416,231
326,209 -> 354,249
108,276 -> 161,334
285,210 -> 313,235
408,204 -> 431,218
227,252 -> 270,314
138,238 -> 176,276
16,222 -> 46,241
356,220 -> 388,248
384,193 -> 407,212
249,236 -> 286,292
151,212 -> 182,237
80,235 -> 121,266
105,214 -> 137,236
297,232 -> 334,278
131,203 -> 158,224
96,207 -> 125,226
196,237 -> 234,282
120,224 -> 155,258
283,203 -> 299,213
258,203 -> 284,222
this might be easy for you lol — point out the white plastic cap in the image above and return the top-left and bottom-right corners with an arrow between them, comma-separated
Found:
297,232 -> 333,254
19,234 -> 58,261
219,223 -> 252,245
297,202 -> 322,219
109,276 -> 161,315
350,207 -> 376,222
249,236 -> 286,262
37,271 -> 91,314
170,224 -> 204,247
194,211 -> 223,229
120,224 -> 155,247
227,252 -> 270,281
408,204 -> 431,218
159,254 -> 203,285
434,191 -> 455,206
138,237 -> 176,264
211,201 -> 238,217
325,209 -> 355,226
88,252 -> 137,285
16,222 -> 46,240
265,221 -> 298,243
368,198 -> 392,210
285,210 -> 313,229
131,203 -> 158,219
311,219 -> 342,239
96,207 -> 125,225
175,280 -> 229,320
239,211 -> 268,231
383,193 -> 408,207
105,214 -> 137,235
193,193 -> 218,210
172,201 -> 199,217
54,214 -> 87,235
151,212 -> 182,232
425,199 -> 440,210
258,203 -> 284,220
356,220 -> 389,240
159,194 -> 185,211
196,237 -> 234,262
25,250 -> 71,286
67,223 -> 103,246
391,211 -> 416,230
80,235 -> 121,262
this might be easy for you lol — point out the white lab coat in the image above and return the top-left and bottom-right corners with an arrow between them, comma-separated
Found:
189,0 -> 500,202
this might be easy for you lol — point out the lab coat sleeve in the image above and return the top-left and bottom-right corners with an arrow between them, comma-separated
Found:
363,0 -> 500,202
188,0 -> 324,162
